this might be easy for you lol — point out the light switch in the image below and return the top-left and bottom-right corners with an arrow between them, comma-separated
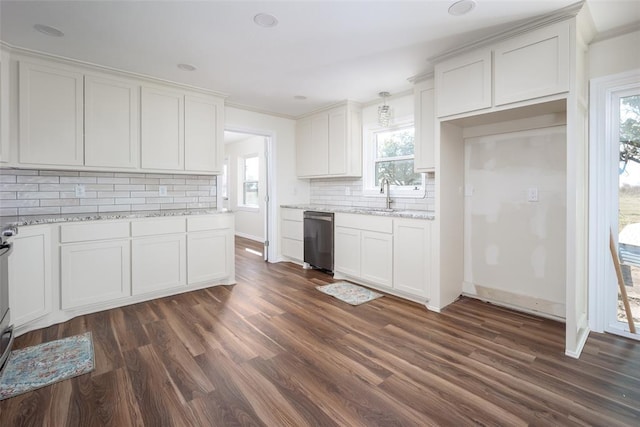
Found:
527,187 -> 538,202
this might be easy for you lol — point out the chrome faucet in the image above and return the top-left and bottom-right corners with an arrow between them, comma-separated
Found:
380,178 -> 392,210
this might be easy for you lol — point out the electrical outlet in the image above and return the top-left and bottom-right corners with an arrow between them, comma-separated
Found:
159,186 -> 167,196
209,186 -> 216,196
527,187 -> 538,202
75,184 -> 85,197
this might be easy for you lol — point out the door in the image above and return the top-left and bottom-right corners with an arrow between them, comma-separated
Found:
132,234 -> 186,295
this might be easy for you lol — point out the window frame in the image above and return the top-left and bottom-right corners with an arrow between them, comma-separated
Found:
237,154 -> 260,211
362,116 -> 425,198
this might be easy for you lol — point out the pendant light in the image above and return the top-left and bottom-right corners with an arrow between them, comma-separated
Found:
378,92 -> 392,128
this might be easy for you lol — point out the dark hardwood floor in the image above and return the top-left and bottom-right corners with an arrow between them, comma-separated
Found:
1,236 -> 640,426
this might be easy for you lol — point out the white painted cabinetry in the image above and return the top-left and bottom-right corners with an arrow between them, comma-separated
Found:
8,225 -> 52,326
18,61 -> 84,166
435,49 -> 492,118
281,208 -> 303,262
84,74 -> 139,168
132,218 -> 187,295
185,94 -> 224,173
334,213 -> 393,288
393,219 -> 432,298
187,215 -> 234,284
141,86 -> 185,170
413,79 -> 435,172
60,221 -> 131,310
296,102 -> 362,178
0,49 -> 9,163
493,22 -> 569,106
434,21 -> 571,118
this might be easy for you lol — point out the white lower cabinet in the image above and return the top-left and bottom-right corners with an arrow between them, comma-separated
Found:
61,239 -> 131,309
8,225 -> 52,326
188,230 -> 231,284
132,234 -> 186,295
281,208 -> 303,262
393,219 -> 432,298
360,231 -> 393,287
334,213 -> 432,301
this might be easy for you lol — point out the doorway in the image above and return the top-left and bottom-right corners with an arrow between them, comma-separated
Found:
221,130 -> 271,261
589,70 -> 640,340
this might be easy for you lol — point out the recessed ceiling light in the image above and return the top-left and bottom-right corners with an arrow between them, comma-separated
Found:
177,63 -> 197,72
448,0 -> 477,16
294,95 -> 307,100
254,13 -> 278,28
33,24 -> 64,37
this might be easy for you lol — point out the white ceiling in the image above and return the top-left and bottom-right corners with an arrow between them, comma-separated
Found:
1,1 -> 639,118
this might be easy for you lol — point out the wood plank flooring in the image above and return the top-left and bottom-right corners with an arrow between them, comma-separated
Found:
2,236 -> 640,426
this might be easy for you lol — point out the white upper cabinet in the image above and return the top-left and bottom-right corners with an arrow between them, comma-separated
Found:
435,50 -> 492,118
84,74 -> 139,168
185,94 -> 223,173
19,61 -> 84,166
141,86 -> 185,170
296,102 -> 362,178
434,21 -> 571,118
0,49 -> 9,163
493,22 -> 570,106
413,79 -> 435,172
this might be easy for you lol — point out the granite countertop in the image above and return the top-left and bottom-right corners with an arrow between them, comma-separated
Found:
280,204 -> 435,220
0,208 -> 232,229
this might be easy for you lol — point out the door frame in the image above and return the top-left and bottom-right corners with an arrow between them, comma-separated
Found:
589,68 -> 640,338
223,126 -> 275,262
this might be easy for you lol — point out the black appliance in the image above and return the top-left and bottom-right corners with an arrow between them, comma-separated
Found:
303,211 -> 334,273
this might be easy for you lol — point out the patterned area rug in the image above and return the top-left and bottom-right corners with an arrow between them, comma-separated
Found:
0,332 -> 94,400
316,281 -> 383,305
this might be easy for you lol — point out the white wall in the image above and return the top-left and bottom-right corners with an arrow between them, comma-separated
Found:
589,30 -> 640,79
226,135 -> 265,241
224,106 -> 310,261
463,125 -> 567,318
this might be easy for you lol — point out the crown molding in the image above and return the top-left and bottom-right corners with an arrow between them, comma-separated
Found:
428,1 -> 584,64
591,22 -> 640,44
224,101 -> 297,120
407,71 -> 434,84
0,40 -> 229,99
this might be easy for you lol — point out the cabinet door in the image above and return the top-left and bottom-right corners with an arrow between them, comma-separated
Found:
8,226 -> 52,327
394,219 -> 431,298
360,231 -> 393,287
414,81 -> 435,172
494,22 -> 569,106
84,74 -> 139,168
19,61 -> 83,166
187,230 -> 231,284
141,86 -> 184,170
185,94 -> 223,173
334,226 -> 361,277
0,50 -> 9,163
61,240 -> 131,309
328,107 -> 347,175
435,50 -> 492,117
295,114 -> 329,177
132,234 -> 186,295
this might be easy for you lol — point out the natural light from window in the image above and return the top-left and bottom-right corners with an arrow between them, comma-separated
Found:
241,155 -> 259,208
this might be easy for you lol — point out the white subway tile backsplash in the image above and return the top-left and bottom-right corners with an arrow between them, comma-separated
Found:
0,169 -> 217,216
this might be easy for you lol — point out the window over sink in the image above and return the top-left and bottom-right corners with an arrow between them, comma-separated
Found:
363,119 -> 424,197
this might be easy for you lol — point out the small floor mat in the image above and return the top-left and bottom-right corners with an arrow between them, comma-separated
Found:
0,332 -> 94,400
316,281 -> 383,306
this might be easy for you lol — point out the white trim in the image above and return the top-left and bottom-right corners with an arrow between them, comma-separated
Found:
588,68 -> 640,335
234,231 -> 263,243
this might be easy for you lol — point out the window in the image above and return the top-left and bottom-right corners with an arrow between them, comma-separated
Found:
240,155 -> 259,208
364,121 -> 424,196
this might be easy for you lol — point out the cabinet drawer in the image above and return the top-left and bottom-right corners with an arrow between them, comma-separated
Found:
60,221 -> 130,243
335,213 -> 392,234
281,208 -> 303,221
281,219 -> 303,240
187,214 -> 233,232
131,217 -> 185,237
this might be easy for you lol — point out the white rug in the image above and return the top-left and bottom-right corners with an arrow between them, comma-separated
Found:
316,281 -> 383,305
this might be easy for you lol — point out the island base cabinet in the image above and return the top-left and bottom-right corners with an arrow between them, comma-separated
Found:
188,230 -> 231,285
132,234 -> 186,295
8,225 -> 52,327
61,240 -> 131,310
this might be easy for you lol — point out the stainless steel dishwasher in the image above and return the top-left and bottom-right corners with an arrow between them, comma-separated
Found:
303,211 -> 334,273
